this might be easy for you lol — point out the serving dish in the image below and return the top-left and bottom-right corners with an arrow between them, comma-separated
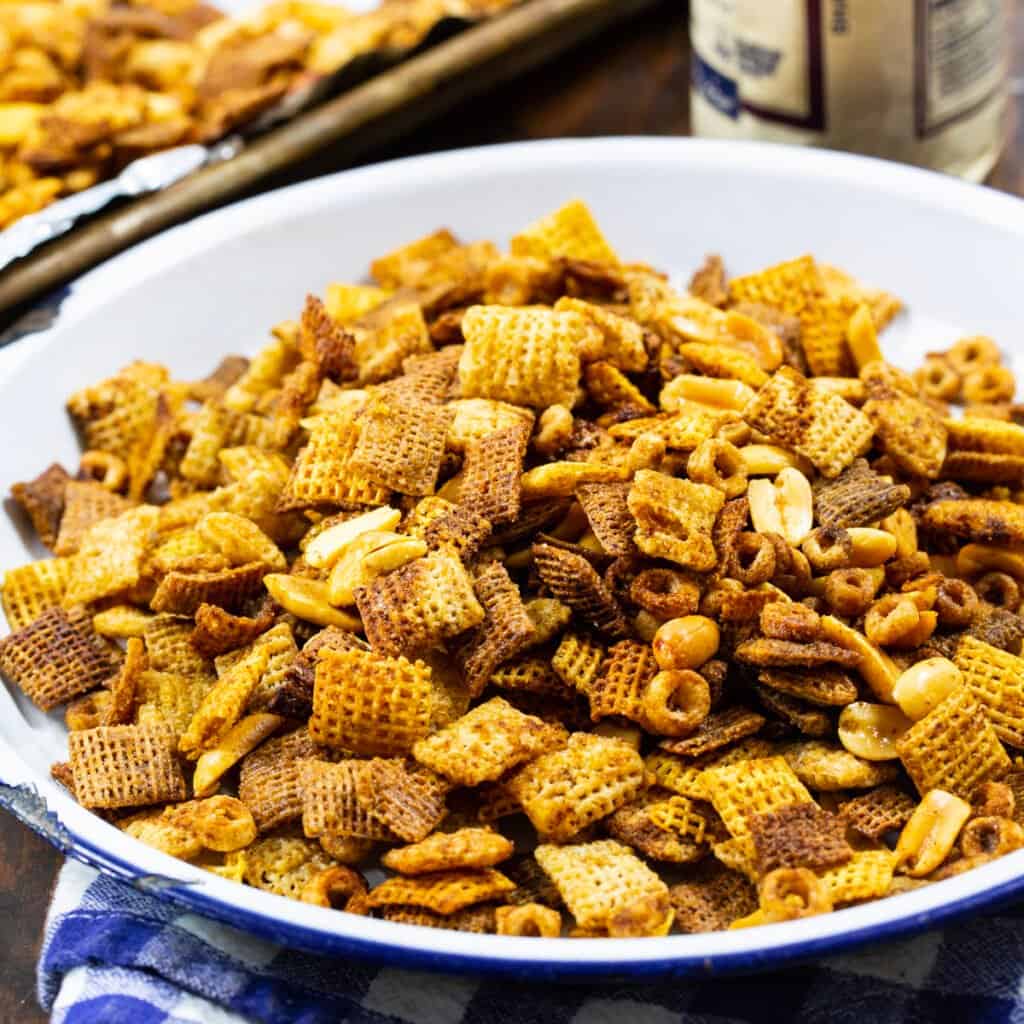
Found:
3,137 -> 1024,978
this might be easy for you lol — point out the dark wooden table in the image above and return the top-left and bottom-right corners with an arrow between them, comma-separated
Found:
1,3 -> 1021,1020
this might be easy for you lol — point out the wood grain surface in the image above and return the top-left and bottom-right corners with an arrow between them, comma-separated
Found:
0,2 -> 1021,1019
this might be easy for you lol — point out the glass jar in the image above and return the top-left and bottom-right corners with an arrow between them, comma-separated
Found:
691,0 -> 1010,181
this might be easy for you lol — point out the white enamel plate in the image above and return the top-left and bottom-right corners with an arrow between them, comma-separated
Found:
3,138 -> 1024,978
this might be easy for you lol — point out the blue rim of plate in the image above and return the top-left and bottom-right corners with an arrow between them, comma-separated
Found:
5,136 -> 1024,978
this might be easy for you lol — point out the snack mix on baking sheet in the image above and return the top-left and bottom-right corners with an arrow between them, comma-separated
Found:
0,0 -> 516,229
6,200 -> 1024,938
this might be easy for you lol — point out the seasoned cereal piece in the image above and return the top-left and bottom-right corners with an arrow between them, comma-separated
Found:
756,688 -> 832,736
687,253 -> 728,307
896,686 -> 1011,799
712,835 -> 759,882
743,367 -> 873,478
701,756 -> 813,838
376,904 -> 497,932
0,606 -> 119,711
191,599 -> 276,658
749,802 -> 852,874
813,460 -> 911,530
585,639 -> 657,722
64,506 -> 159,606
735,637 -> 861,669
605,792 -> 707,864
1,557 -> 76,632
534,839 -> 672,936
413,696 -> 565,786
678,342 -> 768,389
151,562 -> 268,616
922,499 -> 1024,546
55,481 -> 135,557
121,807 -> 205,861
627,470 -> 723,571
238,728 -> 323,832
646,751 -> 710,800
460,425 -> 530,530
310,647 -> 433,755
180,403 -> 277,488
458,306 -> 585,409
946,416 -> 1024,454
382,828 -> 514,875
370,229 -> 460,288
821,850 -> 895,905
863,394 -> 948,479
227,621 -> 299,713
279,413 -> 391,511
69,723 -> 185,810
757,667 -> 859,707
838,785 -> 917,840
943,451 -> 1024,485
269,625 -> 366,720
457,563 -> 536,696
669,862 -> 758,933
367,869 -> 515,915
178,644 -> 270,758
727,256 -> 852,376
403,497 -> 493,559
659,707 -> 766,758
92,605 -> 153,640
551,632 -> 606,694
143,614 -> 212,677
447,399 -> 535,453
136,670 -> 216,739
955,635 -> 1024,747
510,200 -> 618,265
532,543 -> 628,638
506,733 -> 646,842
242,834 -> 340,900
302,759 -> 397,841
491,658 -> 574,700
554,297 -> 647,372
575,481 -> 636,556
196,513 -> 286,572
356,758 -> 450,843
356,548 -> 484,657
347,396 -> 452,498
11,463 -> 70,550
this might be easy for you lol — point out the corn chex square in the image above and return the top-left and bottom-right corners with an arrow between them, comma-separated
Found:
701,756 -> 814,838
413,696 -> 565,786
309,647 -> 433,755
1,557 -> 76,632
278,412 -> 391,511
586,639 -> 657,723
510,200 -> 619,265
365,869 -> 516,916
955,635 -> 1024,747
64,506 -> 159,606
506,732 -> 645,842
458,305 -> 584,409
896,686 -> 1011,799
535,839 -> 671,935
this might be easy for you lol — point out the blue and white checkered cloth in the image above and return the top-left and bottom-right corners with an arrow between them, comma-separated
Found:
37,859 -> 1024,1023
